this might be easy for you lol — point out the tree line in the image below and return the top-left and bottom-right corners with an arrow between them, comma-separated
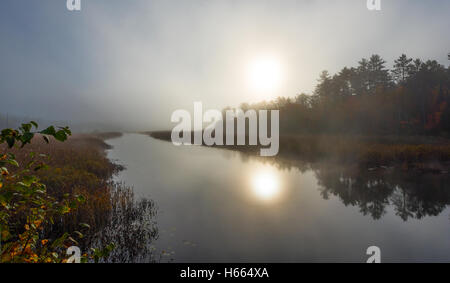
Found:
240,54 -> 450,136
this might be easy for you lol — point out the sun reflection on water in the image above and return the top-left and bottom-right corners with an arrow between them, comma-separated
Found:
250,166 -> 282,202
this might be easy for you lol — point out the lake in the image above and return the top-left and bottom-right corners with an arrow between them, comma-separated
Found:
106,134 -> 450,263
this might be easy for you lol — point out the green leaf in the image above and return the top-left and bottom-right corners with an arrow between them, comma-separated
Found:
22,175 -> 38,187
74,231 -> 84,239
51,232 -> 69,249
1,128 -> 14,136
106,243 -> 115,252
5,137 -> 14,148
59,205 -> 71,214
54,130 -> 68,142
76,195 -> 86,203
68,237 -> 78,245
6,159 -> 19,167
40,126 -> 56,136
1,167 -> 9,175
21,123 -> 32,133
59,126 -> 72,136
20,132 -> 34,146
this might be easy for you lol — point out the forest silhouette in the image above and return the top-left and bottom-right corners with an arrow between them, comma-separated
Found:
236,54 -> 450,136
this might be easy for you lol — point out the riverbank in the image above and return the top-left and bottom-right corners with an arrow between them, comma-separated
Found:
1,132 -> 158,262
147,131 -> 450,173
2,132 -> 122,238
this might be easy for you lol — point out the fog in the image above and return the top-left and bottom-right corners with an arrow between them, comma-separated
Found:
1,0 -> 449,131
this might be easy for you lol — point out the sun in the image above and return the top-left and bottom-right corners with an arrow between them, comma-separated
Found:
247,56 -> 283,93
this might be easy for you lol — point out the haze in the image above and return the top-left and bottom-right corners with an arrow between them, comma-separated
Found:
1,0 -> 449,131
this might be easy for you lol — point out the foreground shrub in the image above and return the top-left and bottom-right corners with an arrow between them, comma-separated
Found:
0,122 -> 79,263
1,125 -> 158,262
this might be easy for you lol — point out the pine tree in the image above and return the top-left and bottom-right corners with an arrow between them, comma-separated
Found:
392,54 -> 413,84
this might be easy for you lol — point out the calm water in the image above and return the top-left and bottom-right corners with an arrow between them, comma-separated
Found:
106,134 -> 450,263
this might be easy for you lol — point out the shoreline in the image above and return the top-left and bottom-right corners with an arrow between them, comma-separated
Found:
145,131 -> 450,174
1,131 -> 161,262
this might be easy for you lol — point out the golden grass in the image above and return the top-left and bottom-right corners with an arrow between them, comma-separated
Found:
1,133 -> 123,246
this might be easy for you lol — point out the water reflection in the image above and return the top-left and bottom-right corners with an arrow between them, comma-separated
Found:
107,134 -> 450,262
252,156 -> 450,221
250,166 -> 282,202
315,163 -> 450,221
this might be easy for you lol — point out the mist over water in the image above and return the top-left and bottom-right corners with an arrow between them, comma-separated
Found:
106,134 -> 450,262
1,0 -> 450,265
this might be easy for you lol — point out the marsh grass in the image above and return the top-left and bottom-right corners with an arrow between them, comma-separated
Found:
90,183 -> 158,263
1,132 -> 158,262
148,131 -> 450,171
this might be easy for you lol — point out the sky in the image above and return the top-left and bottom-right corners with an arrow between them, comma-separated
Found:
1,0 -> 449,131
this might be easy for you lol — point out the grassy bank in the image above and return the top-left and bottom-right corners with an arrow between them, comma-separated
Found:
1,132 -> 158,262
6,133 -> 122,238
147,131 -> 450,172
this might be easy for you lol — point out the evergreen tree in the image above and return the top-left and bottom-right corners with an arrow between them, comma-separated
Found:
392,54 -> 413,84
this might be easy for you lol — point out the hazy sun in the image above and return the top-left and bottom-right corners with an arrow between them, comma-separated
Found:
247,57 -> 283,93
